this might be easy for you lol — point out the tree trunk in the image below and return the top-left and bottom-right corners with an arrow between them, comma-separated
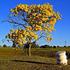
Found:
12,42 -> 16,48
28,43 -> 32,56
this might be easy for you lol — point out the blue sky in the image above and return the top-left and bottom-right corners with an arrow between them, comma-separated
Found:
0,0 -> 70,46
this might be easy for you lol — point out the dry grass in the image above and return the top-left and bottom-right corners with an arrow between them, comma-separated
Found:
0,47 -> 70,70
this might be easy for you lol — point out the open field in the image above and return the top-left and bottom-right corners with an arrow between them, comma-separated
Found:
0,47 -> 70,70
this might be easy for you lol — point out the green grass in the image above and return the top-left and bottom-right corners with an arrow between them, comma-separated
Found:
0,47 -> 70,70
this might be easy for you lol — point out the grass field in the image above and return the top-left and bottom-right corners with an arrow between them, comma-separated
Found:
0,47 -> 70,70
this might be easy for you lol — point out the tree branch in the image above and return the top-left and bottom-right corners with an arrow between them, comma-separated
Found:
33,32 -> 46,43
7,19 -> 26,28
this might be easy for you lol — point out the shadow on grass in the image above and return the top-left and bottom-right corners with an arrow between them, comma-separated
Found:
12,60 -> 56,65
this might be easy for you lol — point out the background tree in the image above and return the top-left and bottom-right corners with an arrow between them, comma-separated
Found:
6,3 -> 61,56
3,44 -> 7,48
40,45 -> 50,48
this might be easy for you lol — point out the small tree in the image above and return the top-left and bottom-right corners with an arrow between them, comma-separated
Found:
6,3 -> 61,56
3,44 -> 7,47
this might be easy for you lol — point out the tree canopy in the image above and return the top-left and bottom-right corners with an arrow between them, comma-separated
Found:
6,3 -> 61,47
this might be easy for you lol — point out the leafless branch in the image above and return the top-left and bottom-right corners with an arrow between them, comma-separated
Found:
7,19 -> 26,28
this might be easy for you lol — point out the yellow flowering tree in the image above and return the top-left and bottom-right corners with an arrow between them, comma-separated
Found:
7,3 -> 61,56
